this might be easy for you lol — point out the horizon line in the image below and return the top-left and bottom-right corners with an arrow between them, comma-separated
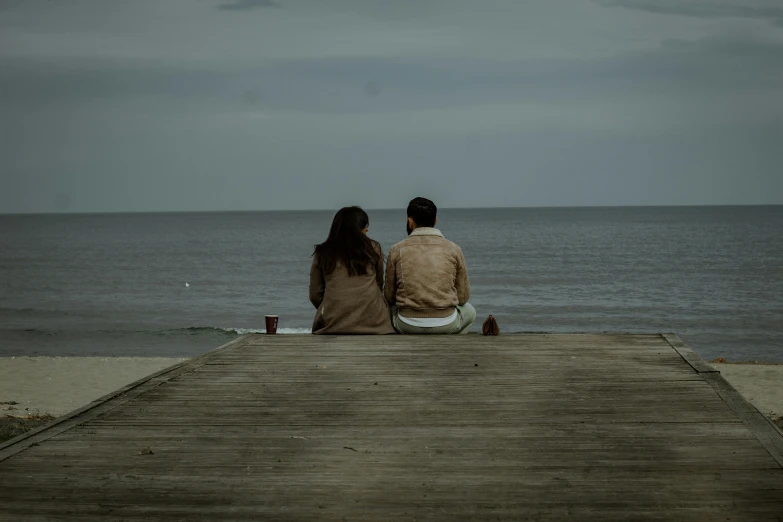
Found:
1,202 -> 782,217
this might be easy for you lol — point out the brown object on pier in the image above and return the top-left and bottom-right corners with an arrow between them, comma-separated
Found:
482,314 -> 500,335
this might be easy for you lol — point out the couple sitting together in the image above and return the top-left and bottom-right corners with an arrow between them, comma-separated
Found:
309,197 -> 476,335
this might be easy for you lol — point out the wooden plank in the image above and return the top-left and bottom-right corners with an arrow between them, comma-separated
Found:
0,335 -> 251,462
662,332 -> 718,373
17,427 -> 777,470
49,422 -> 760,443
702,372 -> 783,469
1,470 -> 782,522
662,333 -> 783,468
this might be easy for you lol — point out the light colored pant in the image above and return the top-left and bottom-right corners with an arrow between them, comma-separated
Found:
391,303 -> 477,334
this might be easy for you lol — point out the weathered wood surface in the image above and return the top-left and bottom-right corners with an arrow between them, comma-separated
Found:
1,333 -> 782,521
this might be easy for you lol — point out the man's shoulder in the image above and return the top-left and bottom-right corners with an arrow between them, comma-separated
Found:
389,238 -> 406,252
444,238 -> 465,259
387,239 -> 407,259
389,235 -> 433,250
424,233 -> 462,252
392,234 -> 463,253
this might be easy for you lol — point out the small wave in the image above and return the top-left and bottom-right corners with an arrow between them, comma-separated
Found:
182,326 -> 311,335
4,326 -> 312,336
0,306 -> 69,316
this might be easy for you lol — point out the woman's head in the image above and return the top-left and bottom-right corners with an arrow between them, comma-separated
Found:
327,206 -> 369,239
314,206 -> 380,276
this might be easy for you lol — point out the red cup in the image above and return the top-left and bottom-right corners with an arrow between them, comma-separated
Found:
265,315 -> 278,334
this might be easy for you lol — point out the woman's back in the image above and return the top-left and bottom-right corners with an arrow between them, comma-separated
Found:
309,207 -> 395,335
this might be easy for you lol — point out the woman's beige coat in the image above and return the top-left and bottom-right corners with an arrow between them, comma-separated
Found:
309,243 -> 395,335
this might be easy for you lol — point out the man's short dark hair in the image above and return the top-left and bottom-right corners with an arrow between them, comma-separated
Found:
407,197 -> 437,228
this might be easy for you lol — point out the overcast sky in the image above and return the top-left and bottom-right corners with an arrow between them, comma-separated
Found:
1,0 -> 782,213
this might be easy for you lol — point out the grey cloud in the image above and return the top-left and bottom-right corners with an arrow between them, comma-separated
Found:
658,34 -> 783,56
217,0 -> 279,11
596,0 -> 783,25
4,34 -> 780,115
0,57 -> 231,108
2,1 -> 782,212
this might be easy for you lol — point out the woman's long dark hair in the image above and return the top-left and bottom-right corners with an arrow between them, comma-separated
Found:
314,206 -> 380,276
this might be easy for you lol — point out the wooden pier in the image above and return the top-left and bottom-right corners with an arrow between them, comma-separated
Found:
1,334 -> 782,521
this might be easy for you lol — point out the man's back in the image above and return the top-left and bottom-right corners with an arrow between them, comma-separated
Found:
386,197 -> 476,334
385,227 -> 470,318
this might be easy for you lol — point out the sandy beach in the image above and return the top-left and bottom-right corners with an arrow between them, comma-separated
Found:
1,357 -> 188,418
2,357 -> 781,432
710,362 -> 783,428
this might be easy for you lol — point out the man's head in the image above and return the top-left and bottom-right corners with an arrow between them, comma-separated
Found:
406,197 -> 437,235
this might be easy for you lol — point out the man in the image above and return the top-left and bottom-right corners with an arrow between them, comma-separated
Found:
384,197 -> 476,334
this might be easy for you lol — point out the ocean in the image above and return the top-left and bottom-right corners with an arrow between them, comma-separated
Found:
1,206 -> 781,361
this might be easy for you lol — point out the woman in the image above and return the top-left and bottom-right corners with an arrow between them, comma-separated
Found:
309,206 -> 395,335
